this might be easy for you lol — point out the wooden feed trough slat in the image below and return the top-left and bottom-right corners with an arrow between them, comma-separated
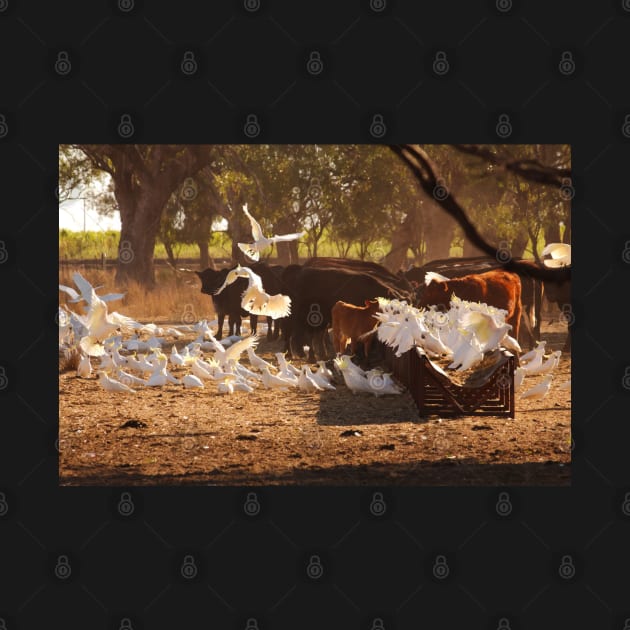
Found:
383,345 -> 515,418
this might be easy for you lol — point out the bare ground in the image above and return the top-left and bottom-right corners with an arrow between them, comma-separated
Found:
59,323 -> 571,487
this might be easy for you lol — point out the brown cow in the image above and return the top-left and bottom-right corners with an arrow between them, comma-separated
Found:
416,269 -> 523,341
331,298 -> 380,357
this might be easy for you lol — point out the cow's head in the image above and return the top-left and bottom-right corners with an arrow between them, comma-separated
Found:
196,268 -> 229,296
414,276 -> 450,308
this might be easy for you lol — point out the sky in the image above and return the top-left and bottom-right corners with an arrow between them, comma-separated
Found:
59,198 -> 121,231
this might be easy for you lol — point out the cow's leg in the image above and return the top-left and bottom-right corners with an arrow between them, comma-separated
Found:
349,337 -> 357,356
534,281 -> 543,340
364,331 -> 374,359
233,314 -> 242,337
511,300 -> 522,343
517,310 -> 535,350
292,307 -> 307,358
308,329 -> 319,363
250,314 -> 258,337
267,316 -> 275,340
332,323 -> 342,354
216,311 -> 225,341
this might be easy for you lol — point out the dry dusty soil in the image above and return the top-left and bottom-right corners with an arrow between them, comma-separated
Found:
59,323 -> 571,487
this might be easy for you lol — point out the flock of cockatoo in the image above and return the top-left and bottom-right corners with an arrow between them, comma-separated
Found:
372,271 -> 570,400
59,272 -> 338,396
59,232 -> 570,405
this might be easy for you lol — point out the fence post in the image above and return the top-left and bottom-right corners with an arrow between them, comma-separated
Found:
101,252 -> 106,270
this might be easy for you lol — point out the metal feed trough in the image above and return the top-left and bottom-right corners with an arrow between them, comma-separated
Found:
383,345 -> 516,418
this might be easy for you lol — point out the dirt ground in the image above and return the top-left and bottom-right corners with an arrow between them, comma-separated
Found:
58,322 -> 571,487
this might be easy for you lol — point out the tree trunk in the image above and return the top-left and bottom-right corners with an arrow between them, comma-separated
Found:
544,220 -> 560,245
115,190 -> 163,287
382,212 -> 416,272
163,240 -> 177,268
423,200 -> 456,261
197,240 -> 210,270
511,231 -> 529,259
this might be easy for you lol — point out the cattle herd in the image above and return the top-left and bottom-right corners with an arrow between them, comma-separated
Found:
194,255 -> 569,362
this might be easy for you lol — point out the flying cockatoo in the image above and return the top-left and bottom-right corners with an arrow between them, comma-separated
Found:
59,271 -> 126,307
215,265 -> 291,319
237,204 -> 306,261
541,242 -> 571,268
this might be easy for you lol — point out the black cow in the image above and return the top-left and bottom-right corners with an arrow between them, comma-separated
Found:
305,256 -> 414,293
196,262 -> 285,341
283,261 -> 413,361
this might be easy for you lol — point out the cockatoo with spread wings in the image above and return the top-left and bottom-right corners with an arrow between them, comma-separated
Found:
214,264 -> 291,319
237,204 -> 306,262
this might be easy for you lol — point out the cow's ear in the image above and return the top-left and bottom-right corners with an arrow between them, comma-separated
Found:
194,271 -> 201,277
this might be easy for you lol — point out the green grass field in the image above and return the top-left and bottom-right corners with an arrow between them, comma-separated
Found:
59,229 -> 407,262
59,229 -> 546,263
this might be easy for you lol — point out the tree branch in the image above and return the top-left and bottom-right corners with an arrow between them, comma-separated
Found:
390,144 -> 570,283
452,144 -> 571,188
